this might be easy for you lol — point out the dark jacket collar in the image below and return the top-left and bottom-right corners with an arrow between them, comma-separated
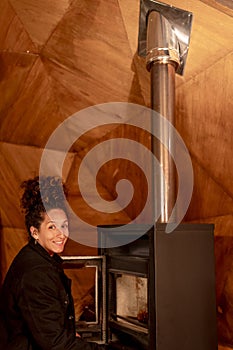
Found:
28,237 -> 63,269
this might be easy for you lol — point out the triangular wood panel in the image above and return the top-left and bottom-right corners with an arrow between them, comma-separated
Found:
0,0 -> 37,52
10,0 -> 71,48
185,157 -> 233,220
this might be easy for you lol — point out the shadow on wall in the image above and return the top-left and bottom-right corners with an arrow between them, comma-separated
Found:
215,236 -> 233,347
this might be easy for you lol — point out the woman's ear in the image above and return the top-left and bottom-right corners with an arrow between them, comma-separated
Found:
30,226 -> 39,240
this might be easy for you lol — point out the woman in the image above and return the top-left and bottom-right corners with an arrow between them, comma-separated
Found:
0,176 -> 107,350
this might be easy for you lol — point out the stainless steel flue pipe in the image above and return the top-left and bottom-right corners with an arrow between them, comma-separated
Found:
138,0 -> 193,223
147,10 -> 179,223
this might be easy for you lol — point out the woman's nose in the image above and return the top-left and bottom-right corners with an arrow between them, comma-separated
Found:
57,227 -> 69,237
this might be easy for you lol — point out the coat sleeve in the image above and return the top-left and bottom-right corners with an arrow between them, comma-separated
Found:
18,267 -> 105,350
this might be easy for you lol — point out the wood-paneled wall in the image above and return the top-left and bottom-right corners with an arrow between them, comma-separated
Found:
1,0 -> 233,347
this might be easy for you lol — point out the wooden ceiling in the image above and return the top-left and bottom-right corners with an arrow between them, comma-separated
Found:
0,0 -> 233,346
1,0 -> 233,230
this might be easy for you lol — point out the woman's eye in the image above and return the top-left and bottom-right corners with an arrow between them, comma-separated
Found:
49,225 -> 56,230
62,223 -> 68,229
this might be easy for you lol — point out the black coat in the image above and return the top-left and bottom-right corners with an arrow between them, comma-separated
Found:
0,239 -> 105,350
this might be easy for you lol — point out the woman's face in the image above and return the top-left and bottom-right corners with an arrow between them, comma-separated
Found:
30,208 -> 69,256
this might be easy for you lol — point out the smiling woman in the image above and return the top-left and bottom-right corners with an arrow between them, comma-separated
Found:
0,176 -> 107,350
20,176 -> 69,256
30,208 -> 69,256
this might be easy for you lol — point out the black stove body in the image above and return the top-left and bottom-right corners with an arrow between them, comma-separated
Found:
63,223 -> 218,350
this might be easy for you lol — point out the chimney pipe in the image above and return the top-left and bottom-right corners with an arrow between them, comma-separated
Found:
138,0 -> 193,223
147,10 -> 179,222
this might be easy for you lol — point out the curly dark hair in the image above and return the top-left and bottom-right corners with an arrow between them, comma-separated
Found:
20,176 -> 68,235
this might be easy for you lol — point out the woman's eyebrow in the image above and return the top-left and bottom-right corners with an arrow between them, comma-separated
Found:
47,219 -> 68,224
46,220 -> 55,225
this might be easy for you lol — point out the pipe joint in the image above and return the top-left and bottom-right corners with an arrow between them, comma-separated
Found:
146,47 -> 180,71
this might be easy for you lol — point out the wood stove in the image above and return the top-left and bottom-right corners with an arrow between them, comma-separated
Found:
98,223 -> 217,350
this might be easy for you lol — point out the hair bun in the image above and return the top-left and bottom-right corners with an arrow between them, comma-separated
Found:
21,176 -> 67,216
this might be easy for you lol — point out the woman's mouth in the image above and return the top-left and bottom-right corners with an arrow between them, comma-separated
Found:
53,240 -> 65,246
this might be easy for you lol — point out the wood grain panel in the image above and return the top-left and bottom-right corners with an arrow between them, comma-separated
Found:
0,52 -> 37,122
184,157 -> 233,220
0,55 -> 66,147
176,53 -> 233,198
67,194 -> 131,229
200,0 -> 233,16
0,142 -> 75,228
164,0 -> 233,80
118,0 -> 140,56
40,0 -> 144,115
0,227 -> 28,281
0,0 -> 37,52
63,237 -> 97,257
10,0 -> 70,48
66,122 -> 152,224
